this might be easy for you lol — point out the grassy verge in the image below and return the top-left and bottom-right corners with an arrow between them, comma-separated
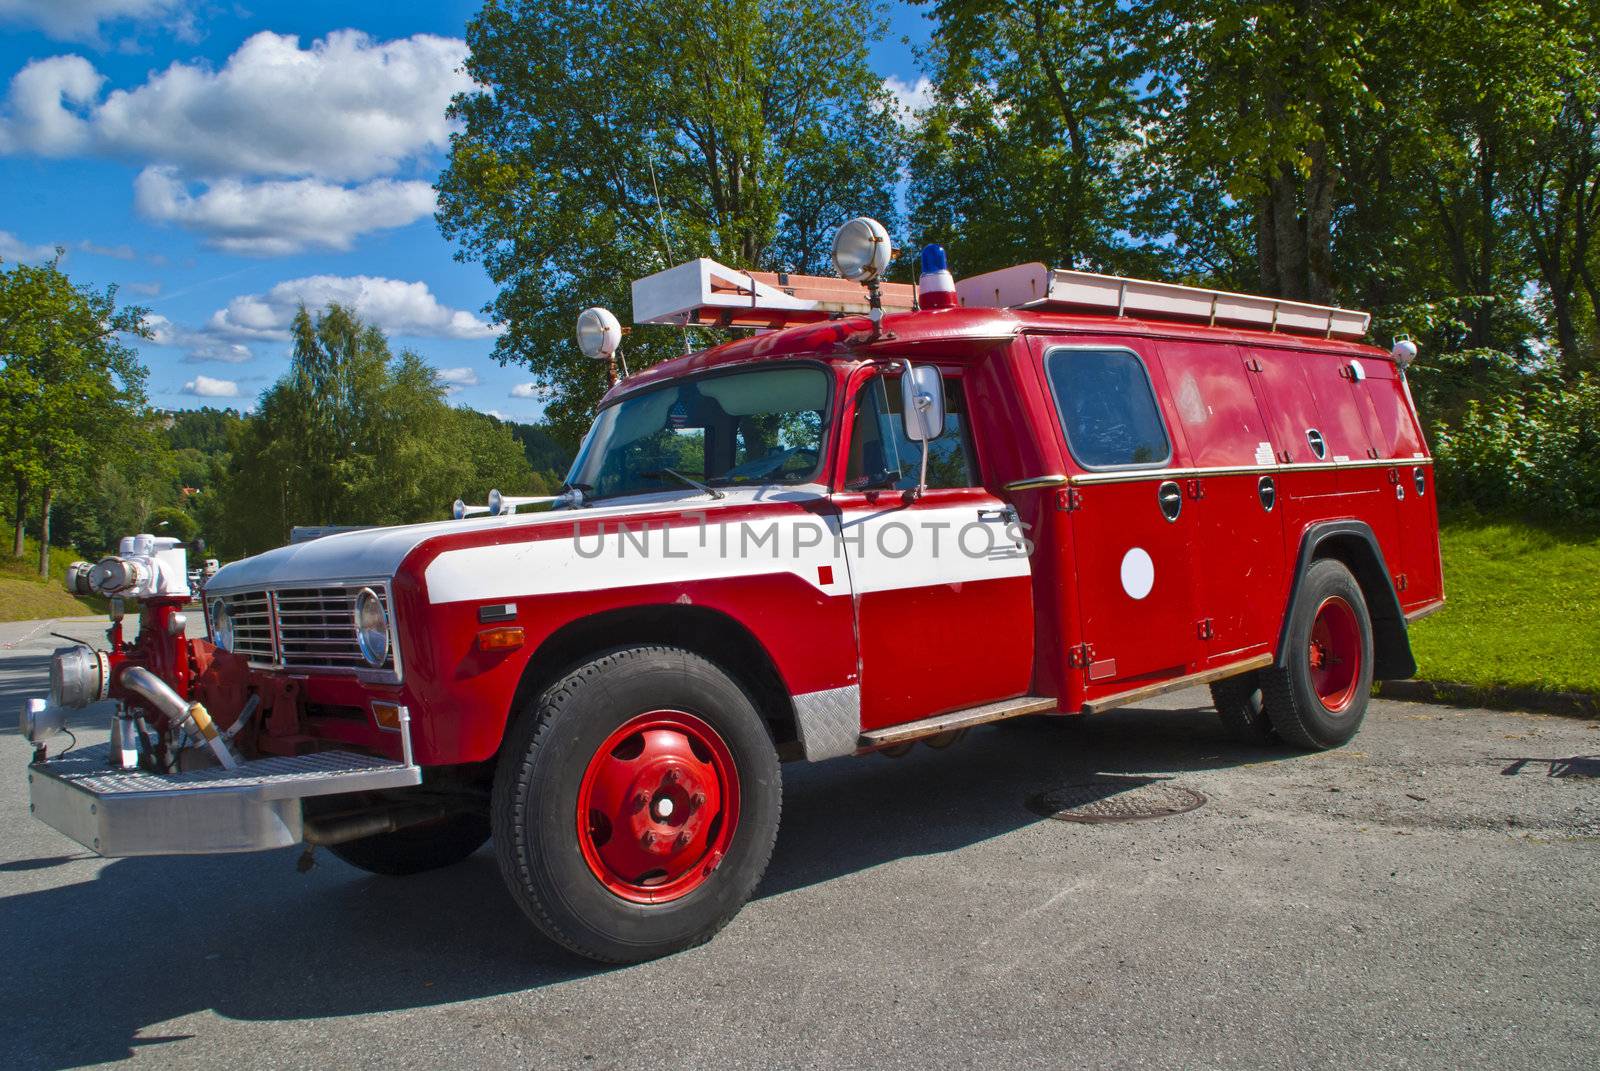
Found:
1409,521 -> 1600,696
0,538 -> 103,622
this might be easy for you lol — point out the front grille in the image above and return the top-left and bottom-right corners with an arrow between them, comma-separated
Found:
216,584 -> 398,679
221,591 -> 275,663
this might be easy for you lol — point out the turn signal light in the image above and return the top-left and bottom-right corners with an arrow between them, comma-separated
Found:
477,626 -> 525,651
371,701 -> 403,730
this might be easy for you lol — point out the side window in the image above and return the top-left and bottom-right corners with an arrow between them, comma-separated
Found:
845,373 -> 979,491
1045,348 -> 1171,469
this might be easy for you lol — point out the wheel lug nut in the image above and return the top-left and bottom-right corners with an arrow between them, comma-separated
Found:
689,792 -> 705,812
663,769 -> 680,785
676,831 -> 691,848
640,831 -> 656,848
632,792 -> 649,811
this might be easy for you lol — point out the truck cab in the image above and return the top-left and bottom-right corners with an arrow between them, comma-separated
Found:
20,221 -> 1443,964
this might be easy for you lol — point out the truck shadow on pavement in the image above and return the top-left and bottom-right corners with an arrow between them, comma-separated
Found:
2,705 -> 1272,1070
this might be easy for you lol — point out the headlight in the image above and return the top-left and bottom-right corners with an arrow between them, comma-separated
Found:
354,587 -> 389,667
209,598 -> 234,652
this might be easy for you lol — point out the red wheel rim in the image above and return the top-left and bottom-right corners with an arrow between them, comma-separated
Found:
1307,596 -> 1361,713
576,710 -> 740,904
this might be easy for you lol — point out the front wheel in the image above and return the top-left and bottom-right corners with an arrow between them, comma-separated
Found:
492,646 -> 781,963
1261,559 -> 1375,749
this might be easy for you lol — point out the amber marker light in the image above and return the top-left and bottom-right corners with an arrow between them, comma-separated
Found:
477,626 -> 526,651
371,701 -> 403,731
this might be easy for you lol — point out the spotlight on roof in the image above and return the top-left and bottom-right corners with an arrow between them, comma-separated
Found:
831,217 -> 892,283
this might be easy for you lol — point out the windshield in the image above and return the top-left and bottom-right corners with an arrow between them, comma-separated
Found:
566,365 -> 830,501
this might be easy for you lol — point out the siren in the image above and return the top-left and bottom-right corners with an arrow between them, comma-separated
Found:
488,488 -> 559,516
1391,338 -> 1418,368
918,244 -> 957,310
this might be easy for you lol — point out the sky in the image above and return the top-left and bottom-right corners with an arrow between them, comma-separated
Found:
0,1 -> 933,421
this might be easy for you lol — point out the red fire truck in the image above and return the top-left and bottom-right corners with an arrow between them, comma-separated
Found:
21,218 -> 1443,963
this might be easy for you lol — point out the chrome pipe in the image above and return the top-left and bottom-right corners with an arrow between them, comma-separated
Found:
120,665 -> 239,769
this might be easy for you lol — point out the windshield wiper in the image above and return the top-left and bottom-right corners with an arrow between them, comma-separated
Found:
641,468 -> 726,500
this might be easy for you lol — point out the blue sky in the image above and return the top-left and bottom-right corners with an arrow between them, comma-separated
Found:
0,1 -> 931,421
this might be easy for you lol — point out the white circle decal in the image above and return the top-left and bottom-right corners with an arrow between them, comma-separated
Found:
1120,548 -> 1154,600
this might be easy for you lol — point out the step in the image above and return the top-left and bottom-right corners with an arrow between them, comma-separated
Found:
860,695 -> 1059,749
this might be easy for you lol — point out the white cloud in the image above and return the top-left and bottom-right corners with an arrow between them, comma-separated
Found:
0,56 -> 103,155
182,374 -> 239,398
143,313 -> 252,363
208,275 -> 502,342
0,228 -> 59,264
884,75 -> 934,125
0,30 -> 469,255
0,0 -> 188,43
509,382 -> 551,399
134,168 -> 435,254
434,366 -> 479,395
0,31 -> 468,179
482,408 -> 510,421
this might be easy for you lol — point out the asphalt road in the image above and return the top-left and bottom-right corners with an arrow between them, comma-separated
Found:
2,616 -> 1597,1071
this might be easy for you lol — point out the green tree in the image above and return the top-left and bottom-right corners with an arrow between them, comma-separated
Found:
0,256 -> 151,576
910,0 -> 1150,276
215,305 -> 533,556
437,0 -> 905,440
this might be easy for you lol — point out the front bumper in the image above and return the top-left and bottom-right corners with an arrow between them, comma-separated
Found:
27,743 -> 421,857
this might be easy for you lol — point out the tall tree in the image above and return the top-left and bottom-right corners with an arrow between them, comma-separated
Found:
0,256 -> 150,576
215,305 -> 533,556
910,0 -> 1149,276
437,0 -> 905,441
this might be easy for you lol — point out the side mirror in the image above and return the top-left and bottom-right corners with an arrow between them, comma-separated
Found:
899,363 -> 945,442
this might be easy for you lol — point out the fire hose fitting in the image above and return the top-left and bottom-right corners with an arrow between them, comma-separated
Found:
119,666 -> 240,769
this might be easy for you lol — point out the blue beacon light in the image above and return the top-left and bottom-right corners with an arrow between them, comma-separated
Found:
918,244 -> 957,309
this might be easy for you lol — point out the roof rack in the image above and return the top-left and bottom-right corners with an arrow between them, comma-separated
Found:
633,257 -> 916,329
955,263 -> 1370,340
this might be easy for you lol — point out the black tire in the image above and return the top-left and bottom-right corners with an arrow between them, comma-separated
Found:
1209,671 -> 1277,743
492,646 -> 781,963
327,812 -> 490,876
1261,559 -> 1375,749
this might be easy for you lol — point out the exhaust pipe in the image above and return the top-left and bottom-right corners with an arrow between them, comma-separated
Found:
120,665 -> 239,769
302,805 -> 453,846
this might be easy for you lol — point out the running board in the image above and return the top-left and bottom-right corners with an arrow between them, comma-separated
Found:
858,695 -> 1059,751
1079,654 -> 1273,715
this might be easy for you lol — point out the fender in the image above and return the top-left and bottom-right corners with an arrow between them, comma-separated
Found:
1279,521 -> 1416,681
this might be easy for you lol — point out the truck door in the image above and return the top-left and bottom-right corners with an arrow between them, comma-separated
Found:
1155,338 -> 1286,665
1031,338 -> 1200,697
1350,359 -> 1444,608
1296,350 -> 1401,563
833,366 -> 1035,731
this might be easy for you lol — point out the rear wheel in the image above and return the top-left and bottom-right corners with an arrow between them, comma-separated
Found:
493,646 -> 781,963
1261,559 -> 1374,749
327,812 -> 490,876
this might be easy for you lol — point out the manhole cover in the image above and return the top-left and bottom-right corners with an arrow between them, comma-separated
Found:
1026,778 -> 1206,823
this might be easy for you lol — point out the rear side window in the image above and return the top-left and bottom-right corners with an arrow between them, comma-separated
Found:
1045,348 -> 1171,469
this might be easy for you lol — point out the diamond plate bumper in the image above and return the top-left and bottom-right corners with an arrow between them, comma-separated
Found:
27,743 -> 422,857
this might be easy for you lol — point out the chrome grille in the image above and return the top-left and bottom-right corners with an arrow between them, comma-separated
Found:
219,591 -> 274,663
215,584 -> 397,679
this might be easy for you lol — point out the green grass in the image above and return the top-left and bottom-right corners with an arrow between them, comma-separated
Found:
1410,521 -> 1600,695
0,538 -> 103,622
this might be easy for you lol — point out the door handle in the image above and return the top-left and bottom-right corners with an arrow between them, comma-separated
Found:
977,505 -> 1018,524
1157,481 -> 1182,522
